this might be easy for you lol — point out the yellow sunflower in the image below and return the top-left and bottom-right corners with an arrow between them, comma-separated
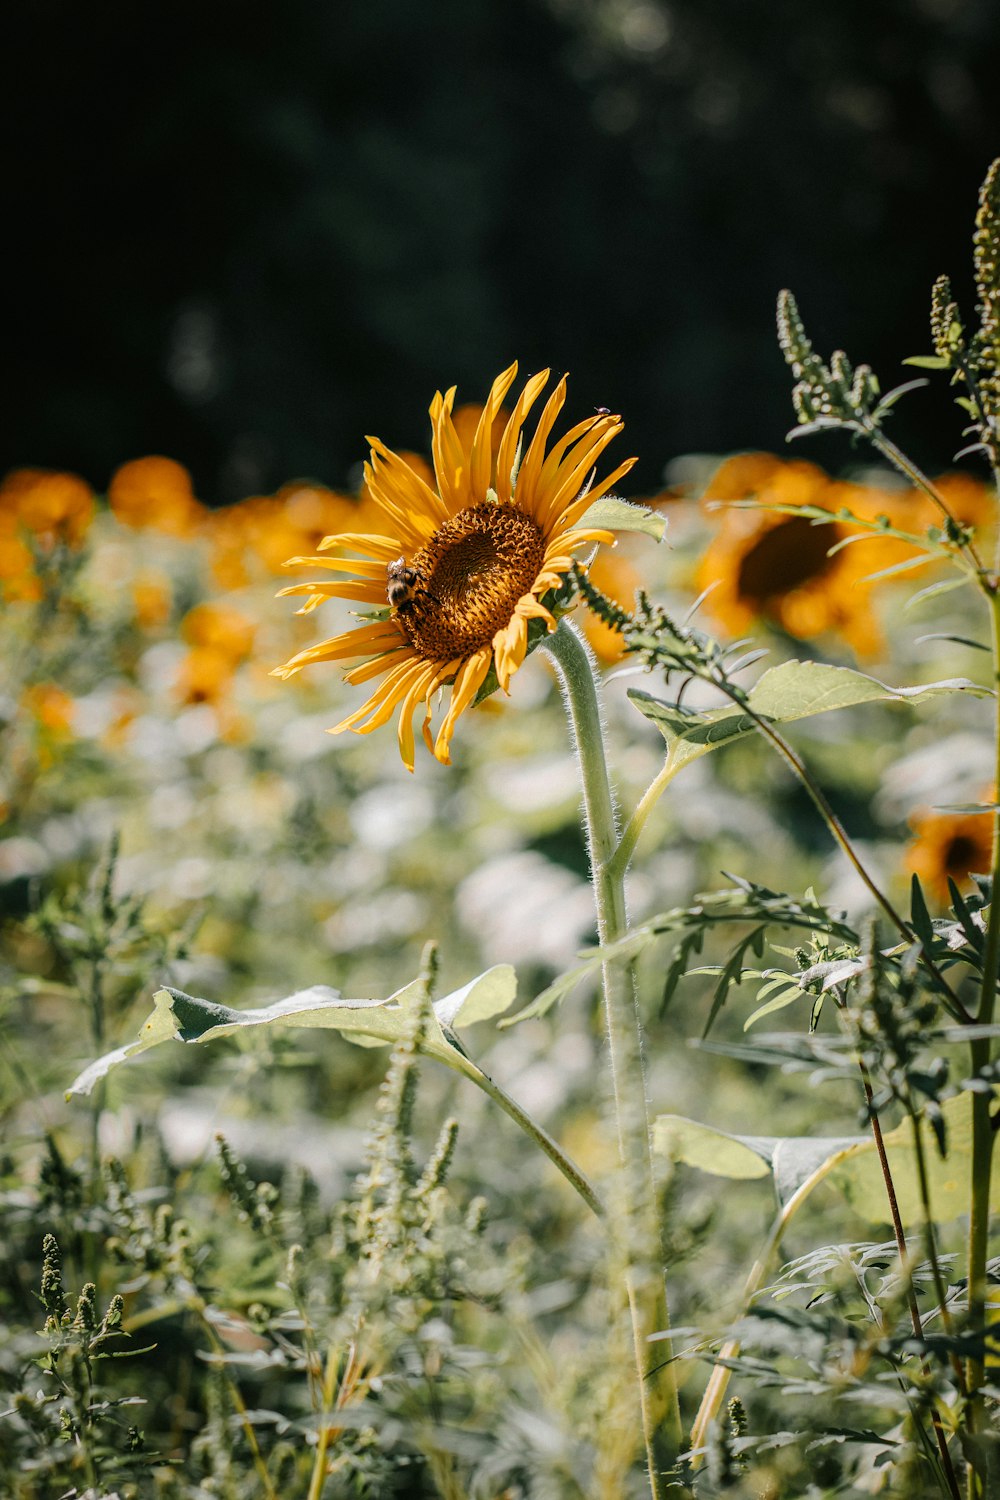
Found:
906,800 -> 995,906
272,362 -> 634,769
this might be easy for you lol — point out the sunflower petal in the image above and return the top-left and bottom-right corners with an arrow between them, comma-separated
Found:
496,369 -> 550,502
433,648 -> 491,764
470,362 -> 520,500
316,532 -> 402,558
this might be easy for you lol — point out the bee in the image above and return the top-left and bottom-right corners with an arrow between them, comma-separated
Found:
386,556 -> 422,611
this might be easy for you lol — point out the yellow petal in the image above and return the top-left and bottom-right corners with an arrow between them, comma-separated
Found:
433,648 -> 491,763
470,363 -> 520,500
496,370 -> 550,503
317,531 -> 402,558
514,375 -> 567,505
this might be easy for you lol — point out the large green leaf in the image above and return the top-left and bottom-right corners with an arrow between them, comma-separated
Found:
67,966 -> 606,1220
630,662 -> 989,776
654,1093 -> 973,1226
577,494 -> 667,541
67,966 -> 517,1098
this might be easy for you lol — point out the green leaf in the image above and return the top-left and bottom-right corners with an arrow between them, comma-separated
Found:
654,1117 -> 773,1180
904,575 -> 971,612
433,964 -> 518,1027
901,354 -> 951,370
68,967 -> 518,1098
743,982 -> 804,1031
654,1094 -> 975,1225
871,378 -> 929,417
576,494 -> 667,541
909,874 -> 934,951
933,802 -> 1000,814
629,661 -> 991,777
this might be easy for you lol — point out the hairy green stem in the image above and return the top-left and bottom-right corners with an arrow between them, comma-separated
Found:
543,620 -> 683,1496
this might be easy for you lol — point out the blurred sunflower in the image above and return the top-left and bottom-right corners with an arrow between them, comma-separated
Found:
176,602 -> 256,705
108,456 -> 205,537
2,467 -> 95,549
906,801 -> 995,906
697,453 -> 930,658
273,362 -> 634,769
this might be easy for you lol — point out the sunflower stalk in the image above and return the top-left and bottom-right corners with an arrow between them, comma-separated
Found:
542,620 -> 684,1498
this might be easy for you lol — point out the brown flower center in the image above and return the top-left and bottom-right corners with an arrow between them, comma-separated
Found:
395,502 -> 545,660
737,516 -> 840,602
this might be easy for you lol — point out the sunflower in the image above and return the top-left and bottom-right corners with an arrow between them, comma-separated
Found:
906,801 -> 995,906
272,362 -> 634,769
697,453 -> 936,658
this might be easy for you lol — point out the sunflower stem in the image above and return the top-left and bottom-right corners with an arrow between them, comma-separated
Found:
542,620 -> 684,1497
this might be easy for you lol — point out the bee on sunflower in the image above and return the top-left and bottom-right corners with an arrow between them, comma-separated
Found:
272,362 -> 635,769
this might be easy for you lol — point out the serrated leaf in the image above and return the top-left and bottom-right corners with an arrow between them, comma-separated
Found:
576,494 -> 667,541
68,968 -> 518,1098
629,661 -> 991,776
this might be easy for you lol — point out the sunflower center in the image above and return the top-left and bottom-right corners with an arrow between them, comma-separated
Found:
736,516 -> 839,602
399,502 -> 546,660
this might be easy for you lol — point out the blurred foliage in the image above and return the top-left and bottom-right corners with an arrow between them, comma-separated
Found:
2,416 -> 998,1489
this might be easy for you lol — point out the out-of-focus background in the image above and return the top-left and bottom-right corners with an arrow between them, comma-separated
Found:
7,0 -> 1000,499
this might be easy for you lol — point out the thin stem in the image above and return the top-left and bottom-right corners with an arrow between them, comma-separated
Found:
610,759 -> 674,883
542,620 -> 683,1497
906,1100 -> 967,1396
964,591 -> 1000,1497
200,1311 -> 279,1500
456,1053 -> 605,1218
857,1062 -> 961,1500
866,426 -> 985,576
723,691 -> 970,1023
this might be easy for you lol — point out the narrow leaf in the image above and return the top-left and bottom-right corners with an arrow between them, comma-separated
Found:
901,355 -> 950,370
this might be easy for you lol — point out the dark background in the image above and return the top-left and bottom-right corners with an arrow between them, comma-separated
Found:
6,0 -> 1000,501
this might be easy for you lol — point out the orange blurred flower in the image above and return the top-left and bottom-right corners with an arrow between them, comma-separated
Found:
175,646 -> 238,705
204,482 -> 361,589
181,602 -> 255,660
906,802 -> 994,906
176,602 -> 256,705
696,453 -> 944,658
584,547 -> 644,663
1,467 -> 95,548
132,571 -> 173,630
22,683 -> 75,737
108,456 -> 206,536
0,511 -> 41,600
